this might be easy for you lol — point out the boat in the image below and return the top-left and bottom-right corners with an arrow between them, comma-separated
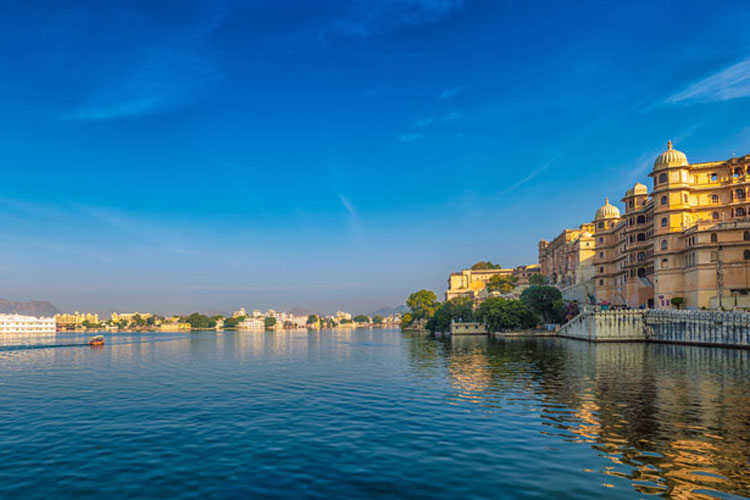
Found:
89,335 -> 105,346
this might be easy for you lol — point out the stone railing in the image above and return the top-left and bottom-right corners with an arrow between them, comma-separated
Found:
558,310 -> 646,342
645,310 -> 750,347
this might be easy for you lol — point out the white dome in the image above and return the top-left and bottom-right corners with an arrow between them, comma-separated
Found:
594,198 -> 621,220
654,140 -> 688,170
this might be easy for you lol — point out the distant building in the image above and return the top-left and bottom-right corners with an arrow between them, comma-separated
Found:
0,314 -> 56,334
232,307 -> 247,318
335,311 -> 352,322
55,311 -> 99,329
111,312 -> 153,323
238,317 -> 264,331
160,322 -> 191,332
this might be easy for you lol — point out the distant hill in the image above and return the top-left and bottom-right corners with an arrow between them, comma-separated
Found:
287,307 -> 318,317
0,298 -> 62,317
367,305 -> 408,317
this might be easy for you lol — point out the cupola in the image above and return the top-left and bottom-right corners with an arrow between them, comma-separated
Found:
654,140 -> 688,170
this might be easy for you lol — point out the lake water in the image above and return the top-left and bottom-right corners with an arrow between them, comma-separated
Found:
0,329 -> 748,499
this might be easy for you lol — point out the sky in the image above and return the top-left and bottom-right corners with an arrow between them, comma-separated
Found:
3,0 -> 750,315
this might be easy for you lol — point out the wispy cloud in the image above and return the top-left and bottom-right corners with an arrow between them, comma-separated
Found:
397,111 -> 460,142
500,159 -> 555,195
438,86 -> 461,100
665,58 -> 750,105
338,194 -> 365,241
330,0 -> 463,37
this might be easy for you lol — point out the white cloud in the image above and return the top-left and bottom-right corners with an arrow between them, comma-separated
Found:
331,0 -> 463,37
665,58 -> 750,105
438,87 -> 461,100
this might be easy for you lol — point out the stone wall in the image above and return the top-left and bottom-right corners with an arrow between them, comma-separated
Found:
558,309 -> 750,347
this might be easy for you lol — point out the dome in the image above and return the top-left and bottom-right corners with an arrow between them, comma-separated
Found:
594,197 -> 621,220
654,140 -> 688,170
625,182 -> 648,197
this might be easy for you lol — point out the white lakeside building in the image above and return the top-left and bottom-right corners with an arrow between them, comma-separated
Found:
0,314 -> 56,334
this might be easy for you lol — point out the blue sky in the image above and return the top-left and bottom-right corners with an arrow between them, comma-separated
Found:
2,0 -> 750,315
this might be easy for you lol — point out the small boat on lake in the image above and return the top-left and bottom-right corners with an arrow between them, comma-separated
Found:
89,335 -> 105,346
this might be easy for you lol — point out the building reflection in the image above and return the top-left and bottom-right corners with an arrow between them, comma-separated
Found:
409,335 -> 750,498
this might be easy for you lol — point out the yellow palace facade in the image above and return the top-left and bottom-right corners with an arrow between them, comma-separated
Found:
539,141 -> 750,310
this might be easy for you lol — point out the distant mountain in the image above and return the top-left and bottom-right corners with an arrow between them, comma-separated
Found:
0,298 -> 62,317
367,305 -> 408,317
287,307 -> 318,317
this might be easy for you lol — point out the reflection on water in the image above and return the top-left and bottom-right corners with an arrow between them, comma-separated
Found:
0,329 -> 748,499
405,334 -> 750,499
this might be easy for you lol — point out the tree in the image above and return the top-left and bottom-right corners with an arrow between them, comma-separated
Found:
426,297 -> 475,333
223,315 -> 246,328
306,314 -> 319,325
406,290 -> 439,320
487,274 -> 518,294
671,297 -> 685,309
372,314 -> 384,325
400,313 -> 413,329
353,315 -> 370,323
182,313 -> 216,329
264,317 -> 277,329
528,274 -> 549,286
519,286 -> 564,323
471,261 -> 502,270
476,297 -> 538,332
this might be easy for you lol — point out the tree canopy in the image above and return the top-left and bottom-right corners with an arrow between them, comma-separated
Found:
471,261 -> 502,270
400,312 -> 413,329
406,290 -> 439,320
487,274 -> 517,294
372,314 -> 384,324
182,313 -> 216,329
426,297 -> 475,333
528,274 -> 549,286
306,314 -> 319,325
264,317 -> 277,328
476,297 -> 538,332
519,285 -> 564,323
353,315 -> 370,323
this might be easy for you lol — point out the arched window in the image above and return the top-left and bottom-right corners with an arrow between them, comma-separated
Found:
629,200 -> 634,208
599,252 -> 604,258
658,173 -> 668,184
599,279 -> 604,286
637,252 -> 645,261
712,212 -> 720,220
637,233 -> 646,241
661,240 -> 667,250
599,237 -> 603,243
736,207 -> 746,217
661,258 -> 669,269
660,195 -> 667,205
711,194 -> 719,203
744,231 -> 750,241
735,167 -> 743,178
711,173 -> 718,181
745,250 -> 750,260
711,233 -> 718,243
661,217 -> 668,227
737,189 -> 746,200
599,267 -> 604,273
637,215 -> 645,224
597,222 -> 604,229
637,268 -> 646,278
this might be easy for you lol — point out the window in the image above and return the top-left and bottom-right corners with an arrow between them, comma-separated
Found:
745,231 -> 750,241
597,222 -> 604,229
661,240 -> 668,250
711,173 -> 718,181
599,237 -> 603,243
711,233 -> 718,243
735,167 -> 743,178
661,217 -> 668,227
599,267 -> 604,273
736,207 -> 746,217
712,212 -> 720,221
599,252 -> 604,258
637,252 -> 645,261
711,194 -> 719,203
658,173 -> 668,184
637,233 -> 646,241
599,279 -> 604,286
637,268 -> 646,278
637,215 -> 645,224
745,250 -> 750,260
661,258 -> 669,269
737,189 -> 746,200
629,200 -> 634,208
660,195 -> 668,205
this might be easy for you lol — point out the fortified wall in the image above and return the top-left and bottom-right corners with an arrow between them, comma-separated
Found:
559,310 -> 750,348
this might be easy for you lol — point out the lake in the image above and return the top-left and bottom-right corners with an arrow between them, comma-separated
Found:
0,329 -> 748,499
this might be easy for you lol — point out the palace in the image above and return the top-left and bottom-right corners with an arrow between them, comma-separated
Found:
539,141 -> 750,309
0,314 -> 56,334
55,311 -> 99,329
445,264 -> 541,303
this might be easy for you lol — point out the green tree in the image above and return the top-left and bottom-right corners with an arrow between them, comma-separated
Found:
182,313 -> 216,329
306,314 -> 319,325
528,274 -> 549,286
406,290 -> 439,320
426,297 -> 475,333
264,317 -> 277,329
223,315 -> 246,328
519,286 -> 564,323
471,261 -> 502,270
400,313 -> 413,329
487,274 -> 518,294
476,297 -> 538,332
353,314 -> 370,323
671,297 -> 684,309
372,314 -> 384,325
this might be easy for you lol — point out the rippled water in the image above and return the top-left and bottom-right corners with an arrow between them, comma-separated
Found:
0,329 -> 748,499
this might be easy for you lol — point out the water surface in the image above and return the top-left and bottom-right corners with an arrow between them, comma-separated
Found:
0,329 -> 748,499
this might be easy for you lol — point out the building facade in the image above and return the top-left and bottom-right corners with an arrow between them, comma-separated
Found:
539,142 -> 750,310
0,314 -> 56,334
55,312 -> 99,329
445,264 -> 540,303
